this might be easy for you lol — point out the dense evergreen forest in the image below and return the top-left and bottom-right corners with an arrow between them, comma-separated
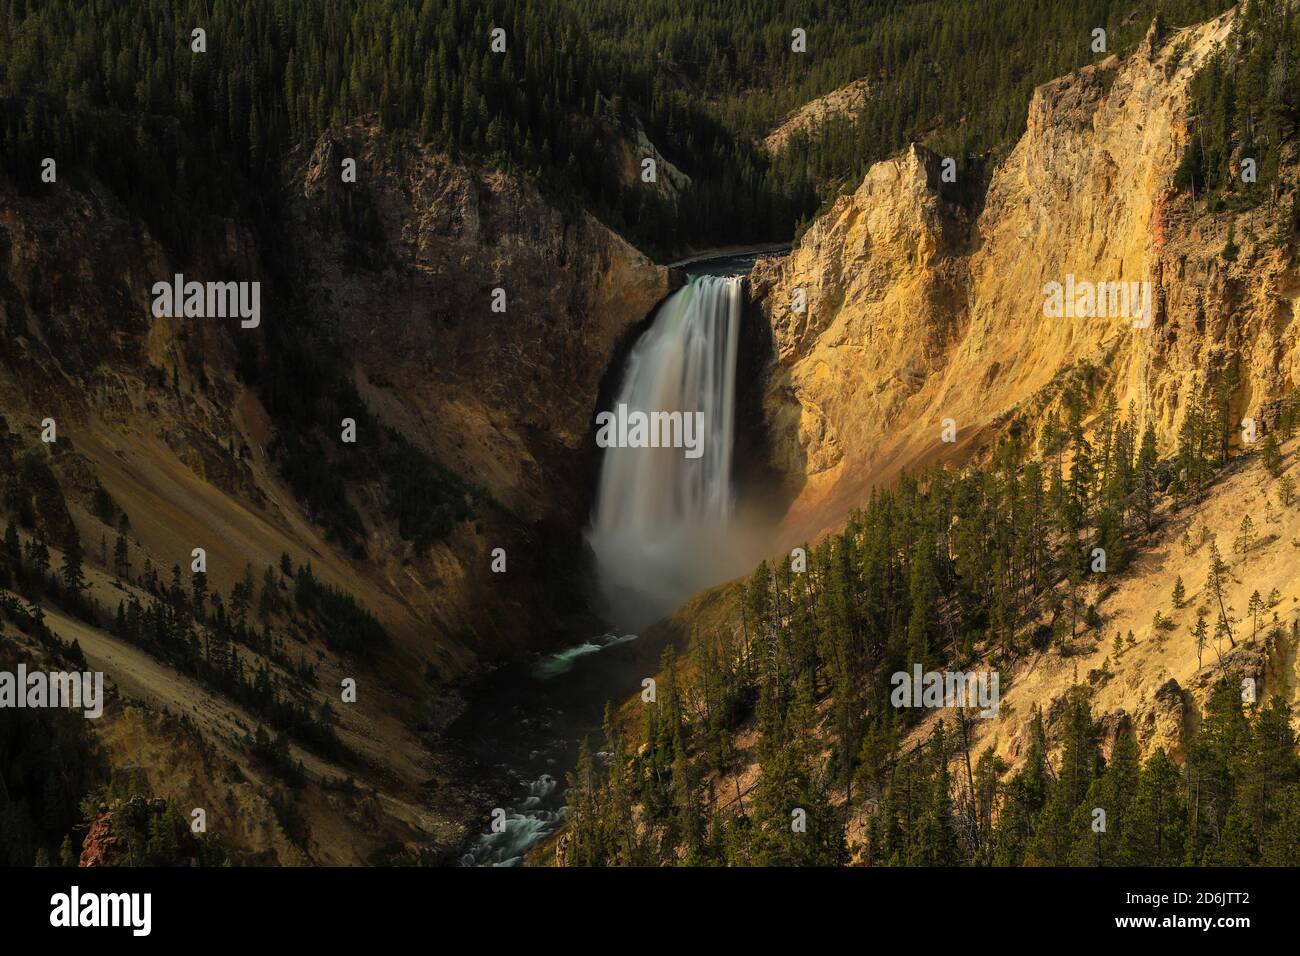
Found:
564,380 -> 1300,866
0,0 -> 1242,256
579,0 -> 1236,216
0,0 -> 801,253
1175,0 -> 1300,215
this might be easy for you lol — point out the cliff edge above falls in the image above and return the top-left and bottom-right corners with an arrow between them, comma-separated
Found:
750,11 -> 1298,545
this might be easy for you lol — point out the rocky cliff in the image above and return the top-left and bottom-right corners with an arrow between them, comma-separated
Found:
285,121 -> 673,526
2,119 -> 670,666
750,12 -> 1297,545
762,78 -> 873,155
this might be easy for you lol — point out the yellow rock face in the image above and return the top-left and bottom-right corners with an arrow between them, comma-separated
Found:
751,12 -> 1298,546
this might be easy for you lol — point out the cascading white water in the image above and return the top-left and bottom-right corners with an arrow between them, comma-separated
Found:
461,774 -> 563,867
588,274 -> 744,628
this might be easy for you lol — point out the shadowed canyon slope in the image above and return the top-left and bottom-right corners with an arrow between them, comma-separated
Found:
0,127 -> 669,861
286,122 -> 673,525
2,122 -> 669,667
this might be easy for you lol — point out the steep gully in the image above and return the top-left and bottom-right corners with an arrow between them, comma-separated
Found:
448,252 -> 770,866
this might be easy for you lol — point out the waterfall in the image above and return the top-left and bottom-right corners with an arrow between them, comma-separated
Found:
588,274 -> 744,628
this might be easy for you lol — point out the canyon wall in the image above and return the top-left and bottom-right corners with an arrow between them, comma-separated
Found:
2,120 -> 670,667
750,13 -> 1299,545
0,126 -> 669,861
285,122 -> 673,525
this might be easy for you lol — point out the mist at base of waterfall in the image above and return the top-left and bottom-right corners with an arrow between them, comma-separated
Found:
587,514 -> 773,630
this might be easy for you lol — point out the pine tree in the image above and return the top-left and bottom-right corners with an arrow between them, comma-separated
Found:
1234,513 -> 1254,555
1247,590 -> 1265,643
1192,609 -> 1209,669
1100,728 -> 1141,858
1222,221 -> 1239,261
59,834 -> 77,867
1136,423 -> 1159,532
565,738 -> 602,866
113,532 -> 129,580
60,527 -> 85,592
1205,539 -> 1236,649
1261,430 -> 1283,477
1121,748 -> 1186,865
909,721 -> 959,866
191,568 -> 208,621
1186,681 -> 1251,862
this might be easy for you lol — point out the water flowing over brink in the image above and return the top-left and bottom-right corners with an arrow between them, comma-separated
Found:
588,274 -> 743,628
